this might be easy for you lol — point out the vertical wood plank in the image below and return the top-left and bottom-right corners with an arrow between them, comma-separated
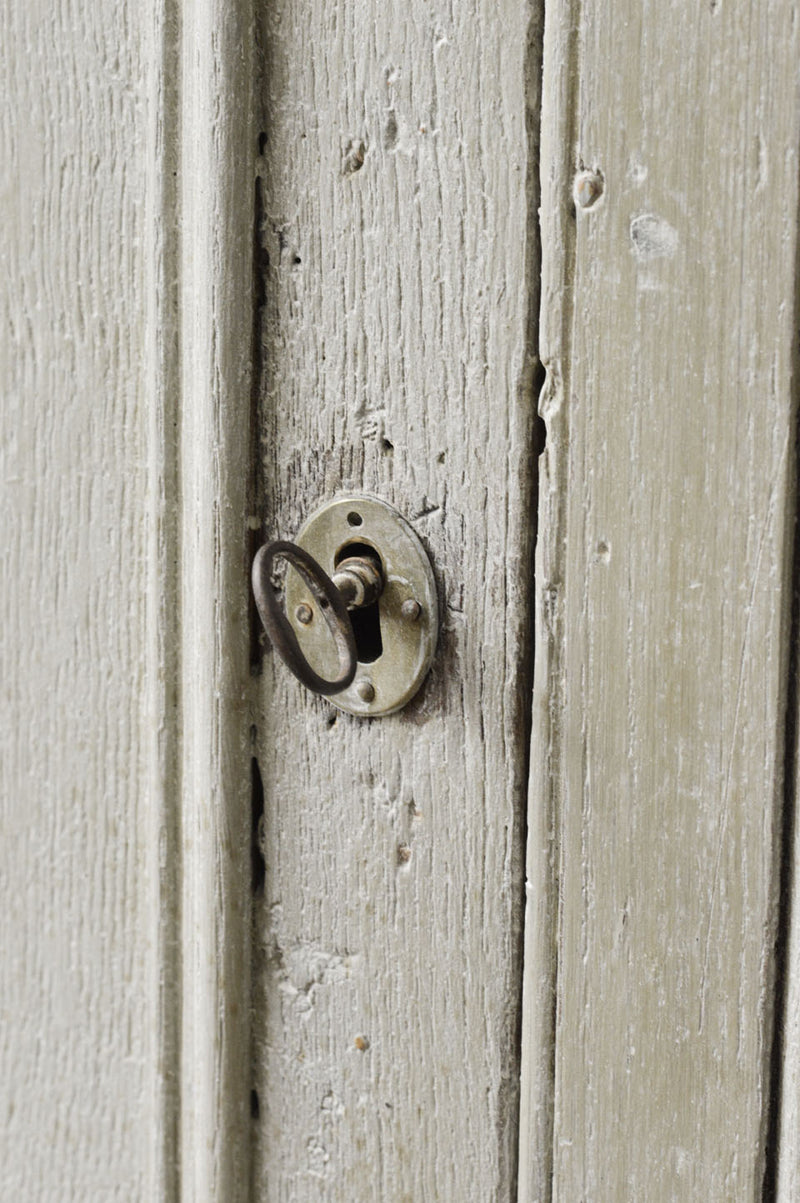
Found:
145,2 -> 183,1195
250,1 -> 542,1197
0,0 -> 169,1196
1,0 -> 255,1196
520,0 -> 800,1198
777,512 -> 800,1192
178,0 -> 255,1198
778,628 -> 800,1198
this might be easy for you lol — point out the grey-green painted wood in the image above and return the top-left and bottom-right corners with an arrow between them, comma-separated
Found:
177,0 -> 255,1198
0,0 -> 255,1197
520,0 -> 800,1198
0,0 -> 167,1195
250,0 -> 542,1197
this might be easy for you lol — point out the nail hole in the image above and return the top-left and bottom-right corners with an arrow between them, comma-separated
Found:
343,138 -> 367,176
384,112 -> 398,150
250,1089 -> 260,1119
347,511 -> 363,527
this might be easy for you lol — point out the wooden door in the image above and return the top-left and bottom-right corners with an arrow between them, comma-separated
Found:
4,0 -> 800,1199
248,1 -> 539,1198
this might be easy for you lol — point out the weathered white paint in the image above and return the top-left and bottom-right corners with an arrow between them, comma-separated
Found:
520,0 -> 800,1198
145,0 -> 183,1193
779,609 -> 800,1191
7,0 -> 800,1195
250,0 -> 542,1197
0,0 -> 164,1196
779,728 -> 800,1198
177,0 -> 255,1193
1,0 -> 255,1197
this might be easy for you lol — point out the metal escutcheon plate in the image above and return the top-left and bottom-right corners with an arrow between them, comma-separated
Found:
285,495 -> 438,716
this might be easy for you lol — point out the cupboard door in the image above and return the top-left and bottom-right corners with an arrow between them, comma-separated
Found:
249,1 -> 542,1197
520,0 -> 800,1198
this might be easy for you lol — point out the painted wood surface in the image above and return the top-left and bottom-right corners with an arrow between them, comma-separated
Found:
779,713 -> 800,1199
519,0 -> 800,1199
177,0 -> 255,1198
1,0 -> 255,1197
0,0 -> 163,1196
7,0 -> 800,1196
250,1 -> 542,1197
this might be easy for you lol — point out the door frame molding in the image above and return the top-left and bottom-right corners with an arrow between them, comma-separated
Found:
147,0 -> 256,1195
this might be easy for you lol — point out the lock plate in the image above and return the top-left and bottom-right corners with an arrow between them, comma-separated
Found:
284,495 -> 438,716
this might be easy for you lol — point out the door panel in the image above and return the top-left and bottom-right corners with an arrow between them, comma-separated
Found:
0,0 -> 165,1196
6,0 -> 800,1197
520,0 -> 800,1198
250,1 -> 542,1196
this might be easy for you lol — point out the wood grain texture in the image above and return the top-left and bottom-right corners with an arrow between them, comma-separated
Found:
250,1 -> 542,1197
778,700 -> 800,1198
1,0 -> 255,1197
778,545 -> 800,1190
0,0 -> 163,1196
145,2 -> 183,1196
178,0 -> 255,1198
519,0 -> 800,1198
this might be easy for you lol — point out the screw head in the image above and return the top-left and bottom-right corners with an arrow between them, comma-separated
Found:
356,679 -> 375,703
295,603 -> 313,625
401,598 -> 422,622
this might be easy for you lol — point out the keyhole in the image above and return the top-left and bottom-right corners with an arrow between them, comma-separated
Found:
335,541 -> 383,663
